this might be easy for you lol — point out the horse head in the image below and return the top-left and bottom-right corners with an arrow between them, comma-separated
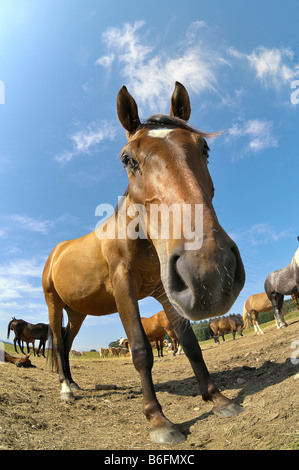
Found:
15,354 -> 34,368
116,82 -> 245,321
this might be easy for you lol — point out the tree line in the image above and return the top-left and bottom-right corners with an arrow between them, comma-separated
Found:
191,297 -> 296,342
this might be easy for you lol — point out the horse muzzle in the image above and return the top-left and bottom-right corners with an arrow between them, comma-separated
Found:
165,240 -> 245,320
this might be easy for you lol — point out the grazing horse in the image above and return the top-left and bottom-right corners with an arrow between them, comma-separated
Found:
209,315 -> 244,344
265,247 -> 299,329
42,82 -> 245,445
141,310 -> 178,358
243,292 -> 273,335
7,317 -> 50,357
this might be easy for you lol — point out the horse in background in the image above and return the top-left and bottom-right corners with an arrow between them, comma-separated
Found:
1,348 -> 34,368
209,315 -> 244,344
119,311 -> 178,358
141,310 -> 178,358
265,246 -> 299,329
243,292 -> 273,335
7,318 -> 50,357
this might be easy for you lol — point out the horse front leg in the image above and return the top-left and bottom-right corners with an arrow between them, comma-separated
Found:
162,302 -> 243,418
112,269 -> 185,445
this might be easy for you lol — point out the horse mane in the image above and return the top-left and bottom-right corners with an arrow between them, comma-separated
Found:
136,114 -> 218,139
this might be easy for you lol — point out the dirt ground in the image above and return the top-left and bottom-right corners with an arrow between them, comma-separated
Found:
1,317 -> 299,451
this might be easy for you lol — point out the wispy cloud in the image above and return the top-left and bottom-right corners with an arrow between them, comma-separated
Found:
96,21 -> 227,113
9,214 -> 54,235
228,46 -> 299,88
230,223 -> 294,247
226,118 -> 278,160
55,120 -> 117,165
0,258 -> 45,278
0,256 -> 47,330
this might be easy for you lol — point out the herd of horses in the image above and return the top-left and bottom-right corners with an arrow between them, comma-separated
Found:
3,83 -> 299,445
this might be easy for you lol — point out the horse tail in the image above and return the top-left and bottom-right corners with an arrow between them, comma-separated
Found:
46,327 -> 55,370
243,304 -> 252,329
7,318 -> 14,339
209,325 -> 214,338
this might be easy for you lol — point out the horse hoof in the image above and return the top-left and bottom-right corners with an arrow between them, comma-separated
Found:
150,426 -> 186,445
60,392 -> 74,402
212,402 -> 243,418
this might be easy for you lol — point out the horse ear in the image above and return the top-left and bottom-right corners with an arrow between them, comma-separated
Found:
117,86 -> 141,136
170,81 -> 191,122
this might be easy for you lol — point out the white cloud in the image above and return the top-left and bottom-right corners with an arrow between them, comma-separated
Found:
55,120 -> 117,165
228,46 -> 299,88
9,214 -> 54,235
0,258 -> 45,278
0,257 -> 45,331
231,223 -> 293,247
226,118 -> 278,159
96,21 -> 227,113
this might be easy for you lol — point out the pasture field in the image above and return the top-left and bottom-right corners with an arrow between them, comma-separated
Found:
0,311 -> 298,450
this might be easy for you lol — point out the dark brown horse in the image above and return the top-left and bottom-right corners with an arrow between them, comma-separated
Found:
264,246 -> 299,329
141,310 -> 178,358
42,82 -> 245,444
209,315 -> 244,344
7,317 -> 50,357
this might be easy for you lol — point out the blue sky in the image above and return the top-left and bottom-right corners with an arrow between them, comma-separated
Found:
0,0 -> 298,349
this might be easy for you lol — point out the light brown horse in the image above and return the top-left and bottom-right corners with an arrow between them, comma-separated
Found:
243,292 -> 273,335
141,310 -> 178,357
42,82 -> 245,445
209,315 -> 243,344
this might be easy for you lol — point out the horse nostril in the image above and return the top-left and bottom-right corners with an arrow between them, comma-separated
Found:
170,255 -> 188,293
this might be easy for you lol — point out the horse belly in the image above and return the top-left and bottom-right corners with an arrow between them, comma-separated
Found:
51,240 -> 117,316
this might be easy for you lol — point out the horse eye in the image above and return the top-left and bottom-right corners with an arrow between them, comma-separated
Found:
121,153 -> 140,174
203,143 -> 210,162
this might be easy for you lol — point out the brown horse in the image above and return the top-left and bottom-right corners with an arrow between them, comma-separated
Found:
141,310 -> 178,358
209,315 -> 244,344
3,350 -> 34,368
265,246 -> 299,329
7,317 -> 50,357
243,292 -> 273,335
42,82 -> 245,445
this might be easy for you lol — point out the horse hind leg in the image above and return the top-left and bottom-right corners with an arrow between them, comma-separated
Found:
45,291 -> 74,401
270,294 -> 287,329
252,311 -> 264,335
64,307 -> 86,391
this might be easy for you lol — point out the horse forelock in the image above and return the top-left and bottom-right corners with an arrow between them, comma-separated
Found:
134,114 -> 216,139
